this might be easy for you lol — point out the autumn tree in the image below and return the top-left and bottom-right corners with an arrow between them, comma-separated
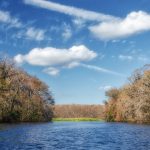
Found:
0,58 -> 54,122
53,104 -> 104,119
104,65 -> 150,124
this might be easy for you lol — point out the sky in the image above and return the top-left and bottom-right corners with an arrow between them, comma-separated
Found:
0,0 -> 150,104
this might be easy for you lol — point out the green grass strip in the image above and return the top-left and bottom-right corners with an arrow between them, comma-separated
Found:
52,118 -> 103,122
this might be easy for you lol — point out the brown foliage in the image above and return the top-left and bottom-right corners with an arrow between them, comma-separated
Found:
0,58 -> 54,122
104,65 -> 150,124
53,104 -> 104,118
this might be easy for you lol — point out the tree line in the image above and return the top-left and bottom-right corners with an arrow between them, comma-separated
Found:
53,104 -> 104,118
0,58 -> 54,122
104,65 -> 150,124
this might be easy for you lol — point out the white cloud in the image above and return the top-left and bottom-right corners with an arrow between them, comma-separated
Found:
80,64 -> 124,77
64,62 -> 80,69
99,85 -> 112,91
89,11 -> 150,40
14,45 -> 97,76
62,24 -> 72,40
14,45 -> 125,76
0,10 -> 22,27
14,54 -> 24,64
24,0 -> 117,22
0,10 -> 46,42
72,18 -> 85,29
112,39 -> 120,43
14,45 -> 97,66
63,62 -> 124,77
11,26 -> 46,41
118,55 -> 133,61
118,53 -> 149,62
43,67 -> 59,76
138,56 -> 148,62
24,1 -> 150,40
26,27 -> 45,41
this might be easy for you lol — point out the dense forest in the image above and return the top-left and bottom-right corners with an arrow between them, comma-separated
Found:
0,58 -> 54,122
54,104 -> 104,119
104,65 -> 150,124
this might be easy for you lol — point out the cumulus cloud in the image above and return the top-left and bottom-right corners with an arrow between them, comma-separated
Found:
89,11 -> 150,40
14,45 -> 97,66
26,27 -> 45,41
24,0 -> 116,22
14,45 -> 125,76
14,45 -> 97,76
14,54 -> 24,64
0,10 -> 22,27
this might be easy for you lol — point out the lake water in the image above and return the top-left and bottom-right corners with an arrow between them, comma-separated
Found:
0,122 -> 150,150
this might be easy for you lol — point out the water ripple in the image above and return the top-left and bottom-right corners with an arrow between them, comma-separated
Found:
0,122 -> 150,150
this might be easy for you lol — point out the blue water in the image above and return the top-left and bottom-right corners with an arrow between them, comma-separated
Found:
0,122 -> 150,150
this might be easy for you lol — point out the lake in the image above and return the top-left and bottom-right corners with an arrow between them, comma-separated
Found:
0,122 -> 150,150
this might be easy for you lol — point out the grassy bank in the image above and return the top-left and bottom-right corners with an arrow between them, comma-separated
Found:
52,118 -> 103,122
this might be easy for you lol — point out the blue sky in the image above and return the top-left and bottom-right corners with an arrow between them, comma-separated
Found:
0,0 -> 150,104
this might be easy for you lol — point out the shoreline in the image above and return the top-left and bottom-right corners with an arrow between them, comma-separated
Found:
52,118 -> 104,122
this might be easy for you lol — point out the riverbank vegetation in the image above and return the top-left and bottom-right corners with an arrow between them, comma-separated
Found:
53,104 -> 104,119
53,118 -> 102,122
0,58 -> 54,122
104,65 -> 150,124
